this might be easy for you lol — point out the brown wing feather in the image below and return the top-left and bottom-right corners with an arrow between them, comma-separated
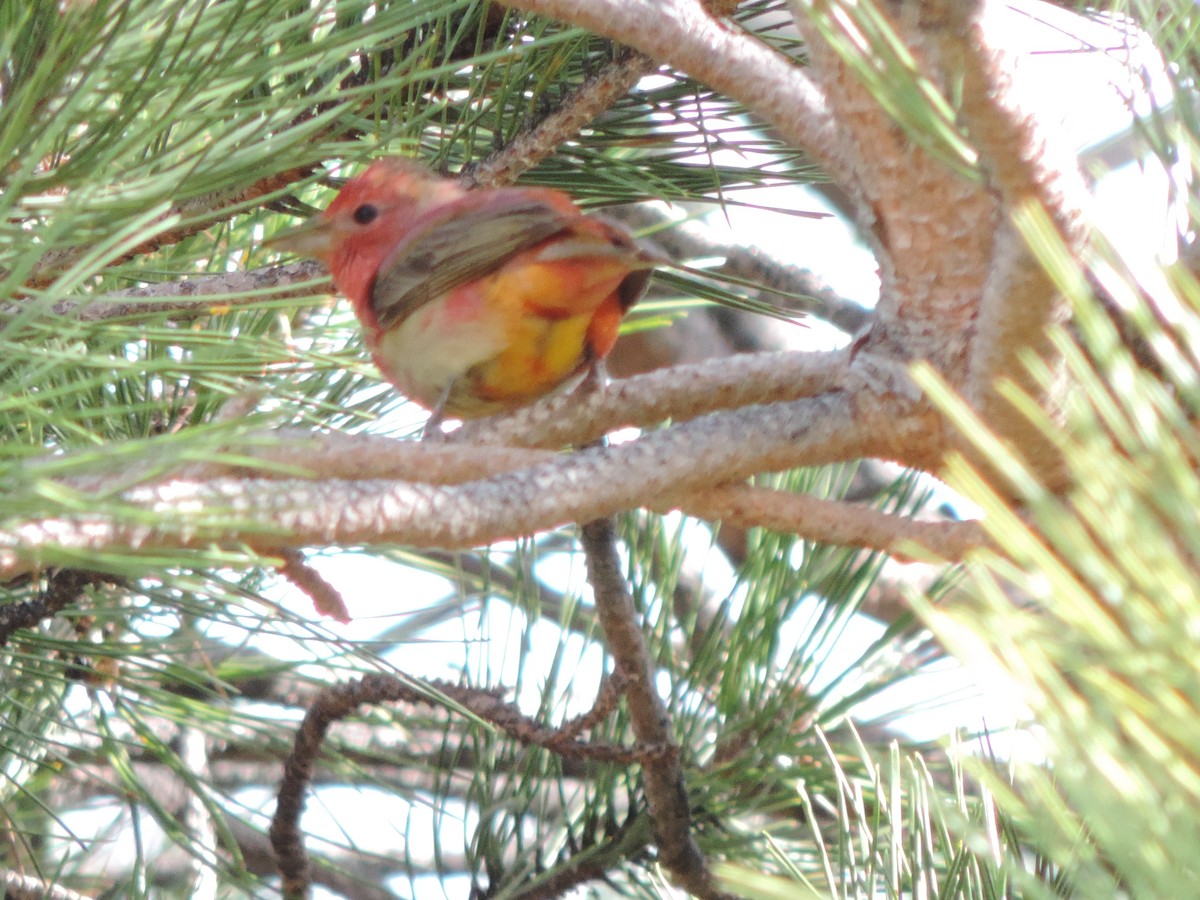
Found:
616,268 -> 652,312
369,197 -> 574,329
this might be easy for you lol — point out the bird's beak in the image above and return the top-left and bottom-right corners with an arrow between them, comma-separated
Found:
265,216 -> 336,265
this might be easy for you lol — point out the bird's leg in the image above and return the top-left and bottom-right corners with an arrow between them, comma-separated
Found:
576,359 -> 611,452
421,383 -> 454,442
577,357 -> 609,397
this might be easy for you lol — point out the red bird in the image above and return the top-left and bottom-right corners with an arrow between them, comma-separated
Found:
271,158 -> 655,427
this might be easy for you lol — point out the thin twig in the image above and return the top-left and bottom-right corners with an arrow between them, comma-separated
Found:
556,673 -> 627,743
0,872 -> 93,900
493,0 -> 839,179
672,485 -> 986,562
21,28 -> 417,295
17,260 -> 331,324
0,570 -> 110,647
276,550 -> 352,623
24,170 -> 313,291
615,204 -> 873,335
270,674 -> 656,898
509,814 -> 652,900
178,725 -> 218,900
580,517 -> 731,899
15,40 -> 653,328
464,47 -> 658,189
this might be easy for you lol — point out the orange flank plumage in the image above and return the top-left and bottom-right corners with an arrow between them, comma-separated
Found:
270,158 -> 654,423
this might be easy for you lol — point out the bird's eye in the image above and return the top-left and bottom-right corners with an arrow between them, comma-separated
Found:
352,204 -> 378,225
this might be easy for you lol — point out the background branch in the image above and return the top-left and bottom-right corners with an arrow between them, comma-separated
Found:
0,872 -> 93,900
580,517 -> 727,899
493,0 -> 840,174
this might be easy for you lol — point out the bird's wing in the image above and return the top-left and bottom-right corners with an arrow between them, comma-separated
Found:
529,215 -> 657,312
369,193 -> 575,329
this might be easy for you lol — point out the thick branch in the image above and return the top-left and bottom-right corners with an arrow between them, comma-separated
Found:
921,0 -> 1091,486
55,452 -> 981,563
8,350 -> 969,574
923,2 -> 1090,243
790,3 -> 997,374
219,437 -> 986,559
2,392 -> 929,576
452,349 -> 853,448
48,350 -> 852,489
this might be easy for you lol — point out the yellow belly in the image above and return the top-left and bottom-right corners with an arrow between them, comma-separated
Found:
368,277 -> 601,418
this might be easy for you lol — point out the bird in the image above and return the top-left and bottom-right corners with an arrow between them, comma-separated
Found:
269,157 -> 655,431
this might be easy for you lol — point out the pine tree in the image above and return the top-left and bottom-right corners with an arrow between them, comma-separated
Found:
2,1 -> 1197,898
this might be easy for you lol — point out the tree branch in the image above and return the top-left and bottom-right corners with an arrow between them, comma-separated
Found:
789,2 -> 998,375
673,485 -> 986,562
271,673 -> 660,897
451,349 -> 854,448
614,204 -> 873,335
464,48 -> 658,188
2,390 -> 926,577
0,570 -> 111,647
920,0 -> 1091,486
276,549 -> 352,623
44,350 -> 853,489
0,872 -> 93,900
25,170 -> 311,291
178,725 -> 218,900
580,517 -> 729,899
492,0 -> 840,177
